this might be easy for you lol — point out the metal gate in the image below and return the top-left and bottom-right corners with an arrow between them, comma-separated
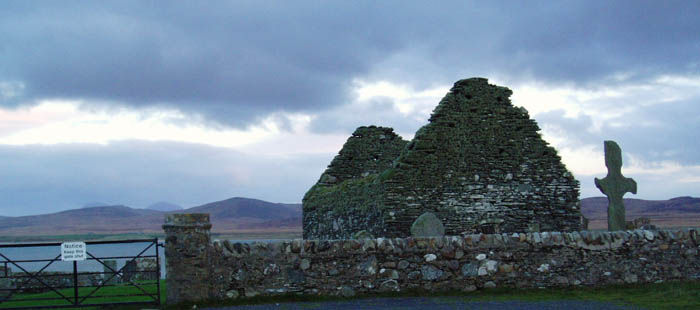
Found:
0,239 -> 162,309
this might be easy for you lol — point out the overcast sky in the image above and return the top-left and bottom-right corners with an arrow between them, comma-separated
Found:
1,1 -> 699,216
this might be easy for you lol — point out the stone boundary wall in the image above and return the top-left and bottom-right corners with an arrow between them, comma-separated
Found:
164,214 -> 700,304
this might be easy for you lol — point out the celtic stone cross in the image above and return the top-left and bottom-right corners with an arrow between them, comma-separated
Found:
594,140 -> 637,231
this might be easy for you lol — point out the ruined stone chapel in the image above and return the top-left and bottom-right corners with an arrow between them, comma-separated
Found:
303,78 -> 581,239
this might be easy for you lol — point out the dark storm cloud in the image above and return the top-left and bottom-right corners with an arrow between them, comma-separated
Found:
0,1 -> 402,125
2,1 -> 699,127
597,99 -> 700,165
0,141 -> 328,216
533,95 -> 700,166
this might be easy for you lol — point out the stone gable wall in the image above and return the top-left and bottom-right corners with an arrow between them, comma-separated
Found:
303,126 -> 407,239
163,216 -> 700,304
381,78 -> 580,236
314,126 -> 408,186
302,174 -> 387,239
303,78 -> 580,240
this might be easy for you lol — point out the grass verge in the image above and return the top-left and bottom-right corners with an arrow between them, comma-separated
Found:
2,280 -> 698,309
166,280 -> 700,310
0,280 -> 164,310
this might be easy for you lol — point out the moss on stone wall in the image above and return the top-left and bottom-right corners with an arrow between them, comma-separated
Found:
303,78 -> 581,240
302,174 -> 387,239
303,126 -> 407,239
314,126 -> 408,187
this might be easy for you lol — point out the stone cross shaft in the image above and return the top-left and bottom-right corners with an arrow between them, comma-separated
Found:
594,140 -> 637,231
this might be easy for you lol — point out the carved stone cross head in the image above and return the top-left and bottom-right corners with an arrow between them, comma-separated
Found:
594,140 -> 637,231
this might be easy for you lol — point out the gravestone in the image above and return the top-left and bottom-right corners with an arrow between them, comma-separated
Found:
122,260 -> 137,283
103,260 -> 119,285
594,140 -> 637,231
580,215 -> 589,230
136,258 -> 158,281
410,212 -> 445,237
0,266 -> 11,297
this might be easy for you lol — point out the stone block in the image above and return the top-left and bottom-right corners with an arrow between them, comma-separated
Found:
411,212 -> 445,237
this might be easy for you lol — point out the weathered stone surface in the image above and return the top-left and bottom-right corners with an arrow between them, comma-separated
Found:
0,266 -> 11,297
379,279 -> 400,292
225,289 -> 239,299
411,212 -> 445,237
461,263 -> 479,277
358,256 -> 378,276
303,126 -> 408,240
499,263 -> 514,273
303,78 -> 581,239
162,213 -> 212,304
421,265 -> 444,281
352,230 -> 375,239
464,284 -> 477,292
595,140 -> 637,231
340,286 -> 355,297
286,268 -> 305,284
300,259 -> 311,270
166,214 -> 700,304
624,274 -> 638,284
102,260 -> 118,285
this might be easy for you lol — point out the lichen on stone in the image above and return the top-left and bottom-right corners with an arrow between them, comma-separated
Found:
303,78 -> 581,240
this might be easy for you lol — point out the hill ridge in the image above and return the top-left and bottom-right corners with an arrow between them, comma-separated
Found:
0,196 -> 696,236
0,197 -> 301,236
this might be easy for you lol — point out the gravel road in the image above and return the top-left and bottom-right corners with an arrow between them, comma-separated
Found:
204,297 -> 646,310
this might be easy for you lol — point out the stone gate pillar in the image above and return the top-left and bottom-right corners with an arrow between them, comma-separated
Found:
163,213 -> 212,304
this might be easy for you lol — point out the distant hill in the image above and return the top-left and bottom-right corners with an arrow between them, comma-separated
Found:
2,196 -> 696,237
82,202 -> 110,208
0,205 -> 163,235
186,197 -> 301,231
146,201 -> 183,211
0,197 -> 301,236
581,196 -> 700,229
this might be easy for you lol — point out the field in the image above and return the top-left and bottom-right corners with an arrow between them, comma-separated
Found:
2,280 -> 699,309
0,280 -> 163,309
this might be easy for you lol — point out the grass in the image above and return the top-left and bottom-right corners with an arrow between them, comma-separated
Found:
0,280 -> 164,310
165,280 -> 700,310
2,280 -> 699,309
461,281 -> 700,310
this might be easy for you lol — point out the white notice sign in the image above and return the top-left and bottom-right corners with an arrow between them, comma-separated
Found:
61,242 -> 86,261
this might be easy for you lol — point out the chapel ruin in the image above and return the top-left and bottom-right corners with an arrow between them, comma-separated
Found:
303,78 -> 581,239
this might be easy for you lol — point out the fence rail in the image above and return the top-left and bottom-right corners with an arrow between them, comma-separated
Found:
0,238 -> 162,309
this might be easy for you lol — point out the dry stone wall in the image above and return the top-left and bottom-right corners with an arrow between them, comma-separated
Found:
163,214 -> 700,304
314,126 -> 408,186
303,78 -> 581,239
211,230 -> 700,299
303,126 -> 407,239
165,218 -> 700,303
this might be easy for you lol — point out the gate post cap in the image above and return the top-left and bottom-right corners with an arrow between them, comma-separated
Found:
163,213 -> 211,229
